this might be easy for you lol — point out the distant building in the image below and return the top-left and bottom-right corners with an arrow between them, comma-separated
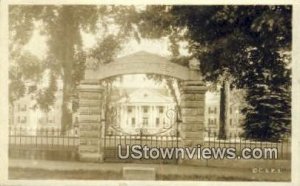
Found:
107,88 -> 177,135
226,89 -> 246,138
205,91 -> 220,136
9,84 -> 63,131
204,89 -> 246,138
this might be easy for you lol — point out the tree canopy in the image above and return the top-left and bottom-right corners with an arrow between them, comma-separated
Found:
9,5 -> 138,130
136,5 -> 291,140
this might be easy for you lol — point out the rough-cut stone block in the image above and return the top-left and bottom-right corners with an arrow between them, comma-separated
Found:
78,84 -> 104,92
79,103 -> 101,107
79,92 -> 102,100
181,101 -> 204,108
79,100 -> 101,107
79,108 -> 101,115
80,139 -> 99,145
79,122 -> 101,128
79,99 -> 101,104
181,124 -> 203,131
79,115 -> 101,122
181,85 -> 207,92
182,116 -> 204,123
181,94 -> 205,101
181,131 -> 204,139
181,108 -> 204,116
123,167 -> 156,180
79,124 -> 100,131
80,79 -> 101,85
80,131 -> 99,138
181,81 -> 205,86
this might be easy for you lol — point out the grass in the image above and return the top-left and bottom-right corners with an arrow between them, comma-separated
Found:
9,168 -> 123,180
9,167 -> 290,181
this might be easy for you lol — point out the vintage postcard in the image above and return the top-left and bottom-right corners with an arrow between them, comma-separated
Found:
0,0 -> 299,185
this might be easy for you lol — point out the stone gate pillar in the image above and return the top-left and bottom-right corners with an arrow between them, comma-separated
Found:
180,81 -> 206,147
180,58 -> 207,147
77,80 -> 104,162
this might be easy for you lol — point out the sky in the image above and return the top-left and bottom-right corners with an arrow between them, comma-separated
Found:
24,26 -> 173,59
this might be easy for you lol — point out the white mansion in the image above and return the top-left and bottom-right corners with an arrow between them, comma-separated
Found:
111,88 -> 177,135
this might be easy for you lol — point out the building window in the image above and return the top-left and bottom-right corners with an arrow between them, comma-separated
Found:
142,117 -> 148,126
238,119 -> 243,125
131,117 -> 135,127
159,107 -> 164,114
20,116 -> 27,124
143,106 -> 148,113
48,116 -> 55,124
209,107 -> 217,114
230,119 -> 232,126
127,106 -> 133,113
17,104 -> 27,112
208,118 -> 216,125
156,118 -> 160,126
17,116 -> 20,123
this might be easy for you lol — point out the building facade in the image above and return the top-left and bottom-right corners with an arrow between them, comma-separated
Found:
10,90 -> 63,132
107,88 -> 177,135
204,89 -> 246,138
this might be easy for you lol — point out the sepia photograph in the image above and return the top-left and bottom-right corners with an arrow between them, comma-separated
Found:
2,2 -> 295,183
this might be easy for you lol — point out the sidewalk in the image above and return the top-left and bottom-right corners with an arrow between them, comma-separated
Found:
9,159 -> 291,181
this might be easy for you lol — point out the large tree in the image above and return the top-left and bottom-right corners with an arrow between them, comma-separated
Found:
9,5 -> 138,131
136,5 -> 291,141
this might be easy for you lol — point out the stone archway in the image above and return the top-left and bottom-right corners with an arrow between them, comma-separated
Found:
77,51 -> 206,162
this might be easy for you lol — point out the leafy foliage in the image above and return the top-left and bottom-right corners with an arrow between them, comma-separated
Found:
89,35 -> 122,64
9,51 -> 43,104
9,5 -> 138,130
136,5 -> 292,141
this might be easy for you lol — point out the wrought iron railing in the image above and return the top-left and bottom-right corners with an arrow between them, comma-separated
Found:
8,126 -> 291,160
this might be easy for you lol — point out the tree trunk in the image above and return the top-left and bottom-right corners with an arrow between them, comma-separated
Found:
166,78 -> 182,119
218,80 -> 229,139
60,7 -> 75,133
10,103 -> 14,126
61,68 -> 73,132
104,81 -> 113,129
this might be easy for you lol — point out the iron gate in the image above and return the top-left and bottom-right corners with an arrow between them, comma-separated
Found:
102,108 -> 181,163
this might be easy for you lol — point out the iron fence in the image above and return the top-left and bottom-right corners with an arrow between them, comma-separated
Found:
102,135 -> 180,163
203,130 -> 291,160
9,127 -> 79,161
9,127 -> 79,149
8,126 -> 291,161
